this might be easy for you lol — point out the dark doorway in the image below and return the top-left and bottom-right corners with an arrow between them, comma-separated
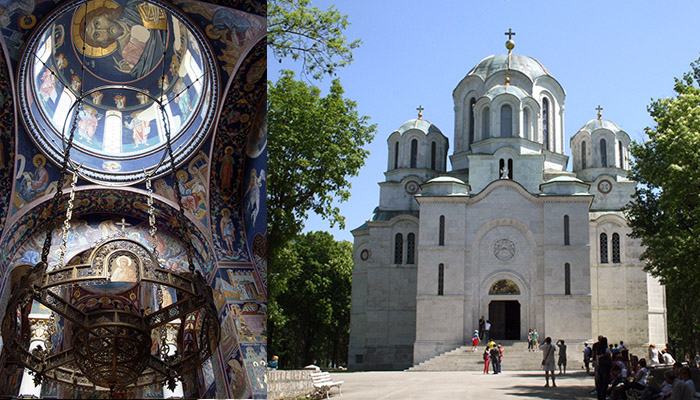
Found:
488,300 -> 520,340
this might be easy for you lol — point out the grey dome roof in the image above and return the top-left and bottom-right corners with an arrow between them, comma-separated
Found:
468,54 -> 553,82
579,119 -> 622,133
396,119 -> 443,135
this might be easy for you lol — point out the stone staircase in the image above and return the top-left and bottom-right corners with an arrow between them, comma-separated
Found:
408,340 -> 550,371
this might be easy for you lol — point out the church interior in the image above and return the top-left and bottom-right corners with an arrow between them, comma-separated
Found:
0,0 -> 266,398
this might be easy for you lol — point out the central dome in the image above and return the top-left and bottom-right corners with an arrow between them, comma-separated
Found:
18,0 -> 218,184
467,53 -> 553,82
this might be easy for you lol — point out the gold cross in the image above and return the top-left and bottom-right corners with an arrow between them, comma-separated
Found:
116,218 -> 131,234
596,105 -> 603,120
505,28 -> 516,40
417,105 -> 424,119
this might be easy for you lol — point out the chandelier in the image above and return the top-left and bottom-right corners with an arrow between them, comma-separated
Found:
1,7 -> 219,393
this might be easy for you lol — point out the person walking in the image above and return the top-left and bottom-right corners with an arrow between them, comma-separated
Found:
583,343 -> 592,374
557,340 -> 567,375
471,330 -> 480,352
540,337 -> 556,387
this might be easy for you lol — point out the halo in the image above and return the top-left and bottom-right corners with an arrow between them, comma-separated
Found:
72,0 -> 119,58
33,154 -> 46,167
175,170 -> 188,182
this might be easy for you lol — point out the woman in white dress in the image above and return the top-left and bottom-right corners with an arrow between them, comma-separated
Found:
540,337 -> 557,387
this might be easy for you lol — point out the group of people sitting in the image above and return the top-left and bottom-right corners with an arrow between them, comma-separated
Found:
589,336 -> 697,400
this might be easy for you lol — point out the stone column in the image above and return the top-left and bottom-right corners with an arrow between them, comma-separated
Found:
162,319 -> 183,399
18,314 -> 52,399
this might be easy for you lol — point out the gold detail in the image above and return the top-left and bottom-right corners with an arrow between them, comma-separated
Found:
19,15 -> 37,30
116,217 -> 131,234
72,0 -> 119,58
596,105 -> 603,120
416,105 -> 424,120
136,3 -> 167,30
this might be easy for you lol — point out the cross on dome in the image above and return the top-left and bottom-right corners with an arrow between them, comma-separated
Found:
596,105 -> 603,120
417,105 -> 424,119
504,28 -> 516,40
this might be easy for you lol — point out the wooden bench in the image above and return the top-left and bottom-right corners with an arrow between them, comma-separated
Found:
310,371 -> 344,399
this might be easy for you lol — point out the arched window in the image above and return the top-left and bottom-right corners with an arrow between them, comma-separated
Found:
581,141 -> 587,169
508,159 -> 513,179
469,98 -> 476,146
410,139 -> 418,168
542,98 -> 549,150
523,108 -> 530,139
612,233 -> 621,263
618,141 -> 624,168
600,233 -> 608,264
406,233 -> 415,264
499,158 -> 505,178
394,141 -> 399,169
438,264 -> 444,296
394,233 -> 403,264
431,141 -> 436,170
565,263 -> 571,295
443,147 -> 448,170
439,215 -> 445,246
600,138 -> 607,167
500,104 -> 513,137
488,279 -> 520,295
482,107 -> 490,139
564,215 -> 570,245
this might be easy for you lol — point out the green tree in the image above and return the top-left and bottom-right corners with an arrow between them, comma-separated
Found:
268,0 -> 361,80
271,231 -> 353,369
627,57 -> 700,358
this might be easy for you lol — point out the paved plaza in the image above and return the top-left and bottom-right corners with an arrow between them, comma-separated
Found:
331,370 -> 595,399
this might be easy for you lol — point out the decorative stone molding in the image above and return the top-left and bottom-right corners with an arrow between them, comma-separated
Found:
493,239 -> 516,261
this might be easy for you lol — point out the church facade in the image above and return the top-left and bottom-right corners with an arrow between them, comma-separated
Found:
348,39 -> 667,370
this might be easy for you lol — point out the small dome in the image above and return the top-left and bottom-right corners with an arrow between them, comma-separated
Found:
485,85 -> 528,100
544,176 -> 584,184
468,54 -> 553,82
396,119 -> 442,135
426,176 -> 466,185
579,119 -> 622,133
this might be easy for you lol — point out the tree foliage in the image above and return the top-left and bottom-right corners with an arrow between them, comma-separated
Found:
268,0 -> 361,80
267,70 -> 375,253
269,231 -> 353,369
627,57 -> 700,358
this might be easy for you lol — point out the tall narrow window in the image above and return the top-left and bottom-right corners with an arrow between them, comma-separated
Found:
581,141 -> 587,169
394,233 -> 403,264
438,263 -> 444,296
394,141 -> 399,169
443,147 -> 448,170
600,233 -> 608,264
507,159 -> 513,179
600,139 -> 608,167
439,215 -> 445,246
542,98 -> 549,150
499,159 -> 505,178
482,107 -> 490,139
410,139 -> 418,168
612,233 -> 621,263
523,108 -> 530,139
564,215 -> 570,245
500,104 -> 513,137
431,141 -> 436,170
618,141 -> 624,168
564,263 -> 571,295
406,233 -> 415,264
469,98 -> 476,146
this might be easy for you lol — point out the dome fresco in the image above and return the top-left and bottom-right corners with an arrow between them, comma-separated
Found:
19,0 -> 218,184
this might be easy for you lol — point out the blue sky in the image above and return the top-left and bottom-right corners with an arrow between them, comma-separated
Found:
268,0 -> 700,242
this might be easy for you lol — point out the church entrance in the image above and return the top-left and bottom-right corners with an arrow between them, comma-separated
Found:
488,300 -> 520,340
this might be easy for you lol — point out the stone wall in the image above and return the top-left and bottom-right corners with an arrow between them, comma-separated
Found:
267,370 -> 314,400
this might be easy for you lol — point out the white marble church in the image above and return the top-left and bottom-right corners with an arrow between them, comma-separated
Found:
348,34 -> 667,370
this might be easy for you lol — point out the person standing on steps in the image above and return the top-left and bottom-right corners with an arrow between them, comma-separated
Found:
484,320 -> 492,342
479,316 -> 486,340
557,340 -> 567,375
540,337 -> 557,387
471,330 -> 480,352
532,329 -> 538,351
527,328 -> 534,352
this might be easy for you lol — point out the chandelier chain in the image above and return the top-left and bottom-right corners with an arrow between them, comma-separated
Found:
146,176 -> 160,266
40,98 -> 81,267
57,171 -> 78,269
